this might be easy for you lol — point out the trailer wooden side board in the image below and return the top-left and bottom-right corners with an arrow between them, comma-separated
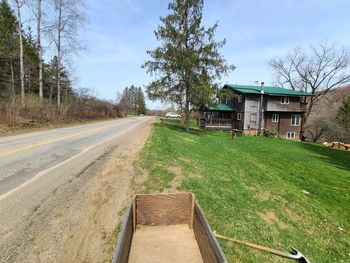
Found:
135,193 -> 192,226
112,202 -> 134,263
112,192 -> 228,263
193,201 -> 227,263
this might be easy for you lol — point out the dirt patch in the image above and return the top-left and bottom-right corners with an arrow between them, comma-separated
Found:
129,224 -> 203,263
132,165 -> 149,190
167,166 -> 184,191
284,206 -> 302,223
255,191 -> 273,201
258,211 -> 288,230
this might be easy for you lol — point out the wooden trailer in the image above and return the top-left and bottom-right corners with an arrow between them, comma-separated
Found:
112,192 -> 228,263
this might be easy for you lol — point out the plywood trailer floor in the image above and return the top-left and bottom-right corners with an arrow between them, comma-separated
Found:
128,224 -> 203,263
112,192 -> 228,263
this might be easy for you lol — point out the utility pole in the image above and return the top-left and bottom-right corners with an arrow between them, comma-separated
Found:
258,82 -> 264,133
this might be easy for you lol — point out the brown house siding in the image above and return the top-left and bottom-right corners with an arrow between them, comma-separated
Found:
265,112 -> 303,140
265,96 -> 304,112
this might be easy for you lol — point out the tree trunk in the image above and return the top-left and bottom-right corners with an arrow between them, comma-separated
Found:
184,84 -> 190,131
57,3 -> 62,109
16,1 -> 25,106
10,61 -> 15,101
49,84 -> 53,104
27,71 -> 31,93
37,0 -> 43,101
64,82 -> 68,102
305,96 -> 315,122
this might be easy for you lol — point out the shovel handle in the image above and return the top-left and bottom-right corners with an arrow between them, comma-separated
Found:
214,231 -> 290,258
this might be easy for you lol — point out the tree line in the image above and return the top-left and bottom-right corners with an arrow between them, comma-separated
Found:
117,85 -> 147,116
0,0 -> 120,127
0,0 -> 83,105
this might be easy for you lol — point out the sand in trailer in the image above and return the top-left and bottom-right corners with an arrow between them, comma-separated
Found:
128,224 -> 203,263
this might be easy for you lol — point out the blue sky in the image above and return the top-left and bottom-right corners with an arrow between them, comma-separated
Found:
75,0 -> 350,109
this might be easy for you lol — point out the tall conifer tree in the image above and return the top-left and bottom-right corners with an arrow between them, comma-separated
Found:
143,0 -> 234,131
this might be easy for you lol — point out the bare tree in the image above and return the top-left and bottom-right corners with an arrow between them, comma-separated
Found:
12,0 -> 26,105
37,0 -> 43,101
270,41 -> 350,120
55,0 -> 62,108
49,0 -> 86,108
26,0 -> 44,101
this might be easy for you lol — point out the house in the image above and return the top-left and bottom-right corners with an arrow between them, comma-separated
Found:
200,84 -> 312,140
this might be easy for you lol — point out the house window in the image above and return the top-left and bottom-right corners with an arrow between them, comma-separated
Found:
237,113 -> 241,120
237,95 -> 242,102
280,97 -> 290,104
287,132 -> 295,139
272,114 -> 279,122
291,115 -> 301,126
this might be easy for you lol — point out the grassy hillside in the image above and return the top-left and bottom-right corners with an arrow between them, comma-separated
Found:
137,120 -> 350,262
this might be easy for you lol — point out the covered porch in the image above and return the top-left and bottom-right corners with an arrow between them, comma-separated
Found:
199,104 -> 235,130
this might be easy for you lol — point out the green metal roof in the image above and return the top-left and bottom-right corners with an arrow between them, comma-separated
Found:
208,104 -> 236,111
224,84 -> 312,96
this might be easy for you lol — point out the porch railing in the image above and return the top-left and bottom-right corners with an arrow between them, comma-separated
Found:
203,118 -> 233,127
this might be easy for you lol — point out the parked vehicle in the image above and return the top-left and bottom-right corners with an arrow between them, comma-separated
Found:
165,112 -> 181,119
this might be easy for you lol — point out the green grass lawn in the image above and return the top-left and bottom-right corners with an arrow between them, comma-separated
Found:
136,119 -> 350,262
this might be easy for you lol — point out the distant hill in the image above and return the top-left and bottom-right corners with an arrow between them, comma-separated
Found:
308,86 -> 350,119
306,86 -> 350,142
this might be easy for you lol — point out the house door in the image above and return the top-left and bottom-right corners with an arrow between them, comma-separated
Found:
250,113 -> 257,129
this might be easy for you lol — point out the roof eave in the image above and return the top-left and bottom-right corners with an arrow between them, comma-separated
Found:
267,93 -> 313,97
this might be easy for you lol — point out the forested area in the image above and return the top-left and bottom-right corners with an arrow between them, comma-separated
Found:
305,87 -> 350,143
116,85 -> 147,116
0,0 -> 120,132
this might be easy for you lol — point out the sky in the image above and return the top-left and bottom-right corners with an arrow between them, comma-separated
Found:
73,0 -> 350,109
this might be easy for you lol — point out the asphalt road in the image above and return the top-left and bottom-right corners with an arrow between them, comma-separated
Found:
0,116 -> 153,262
0,117 -> 150,197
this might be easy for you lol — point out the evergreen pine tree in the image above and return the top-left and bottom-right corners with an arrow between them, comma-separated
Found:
0,0 -> 19,99
143,0 -> 234,131
337,96 -> 350,131
136,87 -> 146,115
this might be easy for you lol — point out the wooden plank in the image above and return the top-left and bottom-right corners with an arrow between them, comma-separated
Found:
193,201 -> 228,263
136,192 -> 192,226
189,193 -> 195,229
112,202 -> 134,263
132,197 -> 136,232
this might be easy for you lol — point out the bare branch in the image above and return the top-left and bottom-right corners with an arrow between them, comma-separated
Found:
269,41 -> 350,121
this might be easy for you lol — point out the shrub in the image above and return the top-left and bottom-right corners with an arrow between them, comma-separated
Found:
264,128 -> 279,138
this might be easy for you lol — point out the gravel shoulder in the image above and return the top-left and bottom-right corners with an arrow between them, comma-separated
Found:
0,117 -> 154,263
